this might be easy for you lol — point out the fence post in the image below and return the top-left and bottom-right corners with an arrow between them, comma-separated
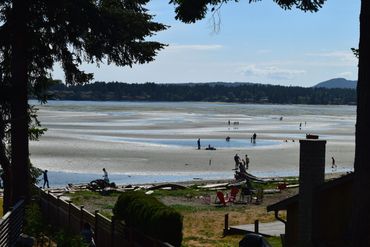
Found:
57,195 -> 61,228
68,201 -> 72,227
94,210 -> 99,245
80,206 -> 84,230
254,220 -> 259,233
7,205 -> 13,246
47,191 -> 51,225
223,214 -> 229,236
111,216 -> 115,247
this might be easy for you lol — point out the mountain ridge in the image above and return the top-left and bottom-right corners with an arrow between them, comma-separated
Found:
313,78 -> 357,89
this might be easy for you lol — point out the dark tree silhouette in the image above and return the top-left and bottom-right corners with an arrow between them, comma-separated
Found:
46,81 -> 356,105
170,0 -> 369,245
0,0 -> 166,209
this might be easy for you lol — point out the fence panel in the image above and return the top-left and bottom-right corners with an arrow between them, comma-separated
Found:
69,203 -> 82,233
0,214 -> 11,246
95,213 -> 112,247
112,220 -> 131,246
0,200 -> 25,247
36,188 -> 174,247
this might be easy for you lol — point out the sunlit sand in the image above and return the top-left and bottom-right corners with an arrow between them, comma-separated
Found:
29,101 -> 355,186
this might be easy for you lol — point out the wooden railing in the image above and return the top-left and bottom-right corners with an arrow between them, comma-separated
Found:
0,199 -> 25,246
37,189 -> 173,247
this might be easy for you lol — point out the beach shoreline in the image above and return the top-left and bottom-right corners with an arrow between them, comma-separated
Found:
30,101 -> 355,187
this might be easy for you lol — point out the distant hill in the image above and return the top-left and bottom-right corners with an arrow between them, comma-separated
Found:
313,78 -> 357,89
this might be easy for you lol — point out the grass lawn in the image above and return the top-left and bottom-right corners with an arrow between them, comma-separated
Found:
66,183 -> 295,247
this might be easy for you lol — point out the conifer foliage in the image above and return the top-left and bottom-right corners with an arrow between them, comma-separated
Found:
0,0 -> 166,210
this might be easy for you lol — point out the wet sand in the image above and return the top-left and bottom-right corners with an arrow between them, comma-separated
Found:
29,101 -> 355,185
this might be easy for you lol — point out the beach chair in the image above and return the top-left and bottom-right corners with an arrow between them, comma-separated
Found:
216,188 -> 240,206
216,191 -> 227,206
226,187 -> 239,203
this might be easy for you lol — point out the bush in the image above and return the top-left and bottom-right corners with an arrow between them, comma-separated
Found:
54,230 -> 87,247
113,191 -> 183,247
23,202 -> 44,239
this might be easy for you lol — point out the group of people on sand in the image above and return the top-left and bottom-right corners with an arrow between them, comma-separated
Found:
250,133 -> 257,143
228,120 -> 239,125
234,153 -> 250,172
197,133 -> 257,150
197,138 -> 217,150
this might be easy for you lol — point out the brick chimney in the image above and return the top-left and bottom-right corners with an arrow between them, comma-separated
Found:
298,138 -> 326,247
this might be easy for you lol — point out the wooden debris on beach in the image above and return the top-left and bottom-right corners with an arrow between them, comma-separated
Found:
148,183 -> 187,190
198,183 -> 229,189
263,189 -> 281,194
286,184 -> 299,188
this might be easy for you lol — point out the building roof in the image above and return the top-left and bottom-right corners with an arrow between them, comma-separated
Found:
267,172 -> 354,212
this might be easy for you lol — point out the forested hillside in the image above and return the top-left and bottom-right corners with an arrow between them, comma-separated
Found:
46,81 -> 356,105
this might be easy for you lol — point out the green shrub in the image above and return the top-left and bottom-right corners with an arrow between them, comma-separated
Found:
23,202 -> 44,239
113,191 -> 183,247
54,230 -> 87,247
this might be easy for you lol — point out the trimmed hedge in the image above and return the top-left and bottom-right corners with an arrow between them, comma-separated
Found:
113,191 -> 183,247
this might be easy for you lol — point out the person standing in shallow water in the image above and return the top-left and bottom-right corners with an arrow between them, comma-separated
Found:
43,170 -> 49,188
197,138 -> 201,150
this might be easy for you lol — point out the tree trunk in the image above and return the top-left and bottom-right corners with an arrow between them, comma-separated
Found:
10,0 -> 30,205
0,143 -> 13,212
351,0 -> 370,245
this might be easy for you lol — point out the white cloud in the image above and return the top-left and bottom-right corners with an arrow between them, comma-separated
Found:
241,64 -> 306,80
338,71 -> 355,78
166,44 -> 223,52
305,50 -> 357,64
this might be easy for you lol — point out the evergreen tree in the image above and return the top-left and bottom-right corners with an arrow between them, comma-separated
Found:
0,0 -> 166,209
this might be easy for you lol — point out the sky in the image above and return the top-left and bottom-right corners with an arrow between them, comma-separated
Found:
53,0 -> 360,87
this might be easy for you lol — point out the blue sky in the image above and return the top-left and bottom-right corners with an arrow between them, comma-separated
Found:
54,0 -> 360,87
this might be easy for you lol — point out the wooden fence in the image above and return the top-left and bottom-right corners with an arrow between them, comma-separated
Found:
0,199 -> 25,246
37,189 -> 173,247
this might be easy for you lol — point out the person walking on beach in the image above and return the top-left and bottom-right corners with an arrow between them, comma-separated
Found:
245,154 -> 250,170
331,157 -> 337,171
252,133 -> 257,143
102,168 -> 109,183
299,122 -> 302,130
197,138 -> 201,150
234,154 -> 240,170
43,170 -> 49,189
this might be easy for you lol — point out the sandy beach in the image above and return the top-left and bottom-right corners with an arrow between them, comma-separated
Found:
29,101 -> 355,186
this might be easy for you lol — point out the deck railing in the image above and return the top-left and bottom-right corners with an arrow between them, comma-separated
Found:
0,199 -> 25,246
37,188 -> 173,247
